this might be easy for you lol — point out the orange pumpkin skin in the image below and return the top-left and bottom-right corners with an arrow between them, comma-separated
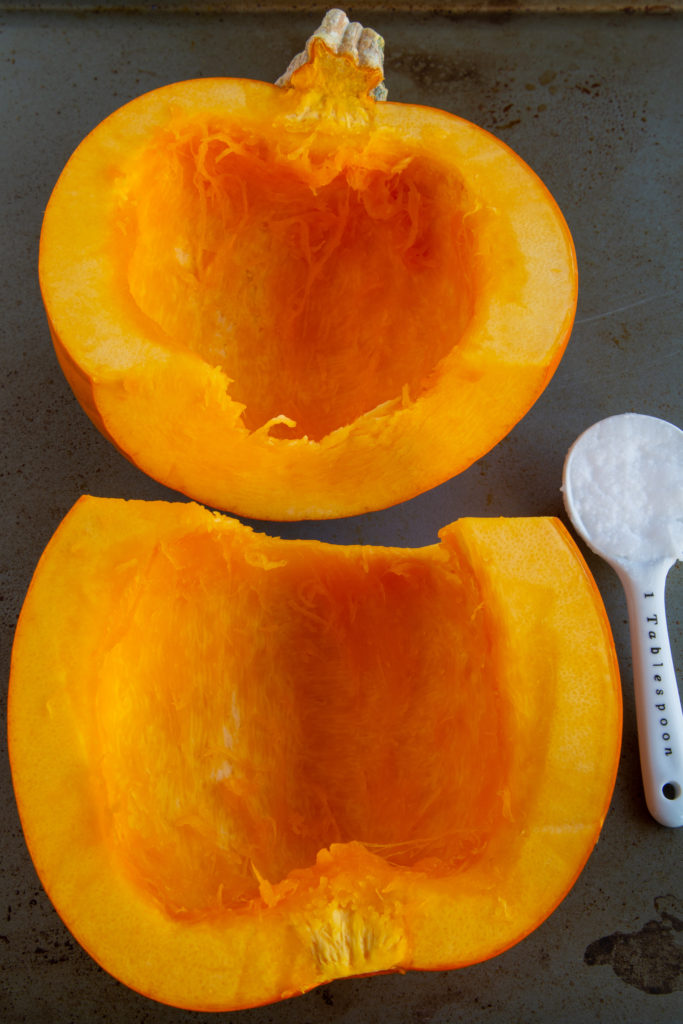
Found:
9,497 -> 620,1012
39,12 -> 577,520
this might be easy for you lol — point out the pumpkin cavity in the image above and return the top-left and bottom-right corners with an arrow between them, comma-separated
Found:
117,120 -> 483,441
93,527 -> 509,918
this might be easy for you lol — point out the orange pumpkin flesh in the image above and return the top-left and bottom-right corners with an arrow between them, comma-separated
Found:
9,497 -> 621,1011
39,13 -> 577,520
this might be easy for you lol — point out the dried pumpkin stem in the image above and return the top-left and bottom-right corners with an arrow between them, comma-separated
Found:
276,8 -> 388,101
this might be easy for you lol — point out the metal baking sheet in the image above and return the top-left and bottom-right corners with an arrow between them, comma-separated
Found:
1,3 -> 681,1022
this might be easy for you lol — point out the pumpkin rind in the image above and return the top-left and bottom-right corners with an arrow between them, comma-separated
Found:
38,13 -> 577,520
9,497 -> 620,1011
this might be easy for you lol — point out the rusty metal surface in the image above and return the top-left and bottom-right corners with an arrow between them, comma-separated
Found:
1,4 -> 681,1022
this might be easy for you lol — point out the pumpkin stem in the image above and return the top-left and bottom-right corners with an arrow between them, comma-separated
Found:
275,8 -> 388,102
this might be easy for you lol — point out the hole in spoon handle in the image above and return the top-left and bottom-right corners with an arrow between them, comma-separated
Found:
616,559 -> 683,827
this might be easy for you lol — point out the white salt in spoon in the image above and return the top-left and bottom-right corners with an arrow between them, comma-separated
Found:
563,413 -> 683,827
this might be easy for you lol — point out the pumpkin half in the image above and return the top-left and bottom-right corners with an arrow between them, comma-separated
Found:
9,496 -> 620,1011
39,10 -> 577,520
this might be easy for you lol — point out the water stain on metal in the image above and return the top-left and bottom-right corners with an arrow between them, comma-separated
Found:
387,48 -> 528,134
584,895 -> 683,995
386,48 -> 486,92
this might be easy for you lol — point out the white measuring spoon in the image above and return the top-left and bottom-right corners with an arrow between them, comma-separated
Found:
563,413 -> 683,827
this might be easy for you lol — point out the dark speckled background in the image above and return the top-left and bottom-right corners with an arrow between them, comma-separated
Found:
1,2 -> 681,1022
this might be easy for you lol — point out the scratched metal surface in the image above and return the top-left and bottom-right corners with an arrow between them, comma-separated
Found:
1,4 -> 682,1023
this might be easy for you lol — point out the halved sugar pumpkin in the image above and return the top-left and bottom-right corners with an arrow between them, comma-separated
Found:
39,10 -> 577,520
9,497 -> 621,1011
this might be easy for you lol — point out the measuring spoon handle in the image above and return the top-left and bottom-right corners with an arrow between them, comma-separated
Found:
615,557 -> 683,827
